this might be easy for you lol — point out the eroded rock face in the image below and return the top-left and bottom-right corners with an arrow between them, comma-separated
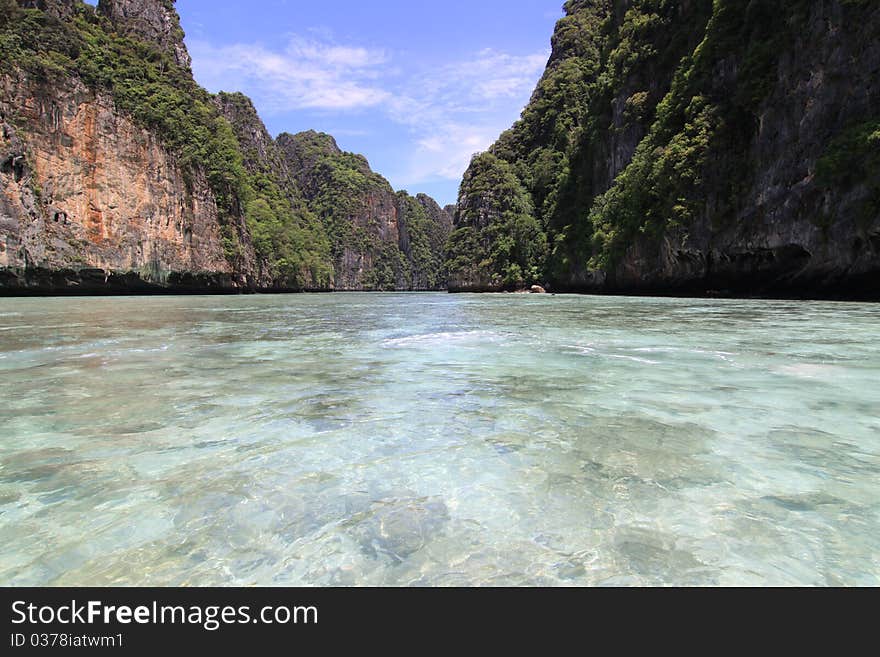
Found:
16,0 -> 77,20
396,193 -> 453,291
214,93 -> 285,177
417,194 -> 453,236
342,190 -> 403,291
213,92 -> 295,288
606,0 -> 880,298
277,131 -> 407,291
0,73 -> 251,293
452,0 -> 879,299
0,3 -> 452,294
97,0 -> 192,70
276,130 -> 342,197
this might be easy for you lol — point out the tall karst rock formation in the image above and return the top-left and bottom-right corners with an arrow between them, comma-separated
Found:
277,131 -> 452,291
448,0 -> 879,299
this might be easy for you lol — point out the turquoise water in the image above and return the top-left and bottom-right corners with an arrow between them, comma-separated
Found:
0,293 -> 878,586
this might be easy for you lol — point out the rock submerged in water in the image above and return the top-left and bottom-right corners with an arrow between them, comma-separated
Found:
348,495 -> 449,563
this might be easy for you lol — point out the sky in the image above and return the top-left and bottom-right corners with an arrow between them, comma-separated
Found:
171,0 -> 565,206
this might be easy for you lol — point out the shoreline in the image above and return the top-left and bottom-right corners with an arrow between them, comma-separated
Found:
2,286 -> 877,303
1,267 -> 876,302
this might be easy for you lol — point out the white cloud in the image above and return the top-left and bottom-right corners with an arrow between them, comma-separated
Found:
189,35 -> 549,186
285,38 -> 388,69
407,124 -> 497,185
385,49 -> 548,186
189,37 -> 390,111
442,49 -> 549,102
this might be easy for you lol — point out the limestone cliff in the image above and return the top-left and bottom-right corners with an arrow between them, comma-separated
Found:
606,0 -> 880,299
397,193 -> 453,291
277,131 -> 451,291
277,129 -> 402,290
17,0 -> 75,20
0,71 -> 253,293
97,0 -> 191,70
0,0 -> 262,293
213,93 -> 332,291
449,0 -> 880,299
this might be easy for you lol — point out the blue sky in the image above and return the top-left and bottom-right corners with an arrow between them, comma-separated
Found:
171,0 -> 565,205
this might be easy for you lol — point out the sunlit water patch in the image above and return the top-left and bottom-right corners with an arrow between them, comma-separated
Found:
0,293 -> 878,586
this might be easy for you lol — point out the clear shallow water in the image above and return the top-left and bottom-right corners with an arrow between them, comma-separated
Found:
0,293 -> 878,586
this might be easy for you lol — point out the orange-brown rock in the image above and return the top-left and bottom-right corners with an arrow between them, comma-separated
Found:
0,72 -> 253,293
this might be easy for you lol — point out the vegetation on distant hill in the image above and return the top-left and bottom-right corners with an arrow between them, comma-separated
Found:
397,193 -> 450,291
280,131 -> 452,290
451,0 -> 716,285
214,92 -> 333,289
280,130 -> 406,290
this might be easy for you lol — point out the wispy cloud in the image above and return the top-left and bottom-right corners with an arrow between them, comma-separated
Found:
189,37 -> 391,111
385,48 -> 548,187
408,124 -> 500,183
190,35 -> 548,186
435,49 -> 550,103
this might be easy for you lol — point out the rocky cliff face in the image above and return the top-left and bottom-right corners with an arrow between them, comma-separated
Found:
0,72 -> 251,293
278,130 -> 406,290
214,93 -> 281,174
17,0 -> 75,20
416,194 -> 453,251
213,93 -> 332,291
610,0 -> 880,298
397,192 -> 453,291
278,131 -> 451,291
447,151 -> 546,291
450,0 -> 880,299
97,0 -> 191,70
277,130 -> 342,197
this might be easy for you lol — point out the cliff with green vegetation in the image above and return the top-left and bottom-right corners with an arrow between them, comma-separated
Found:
448,0 -> 880,299
277,131 -> 452,291
0,0 -> 450,293
213,92 -> 333,291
